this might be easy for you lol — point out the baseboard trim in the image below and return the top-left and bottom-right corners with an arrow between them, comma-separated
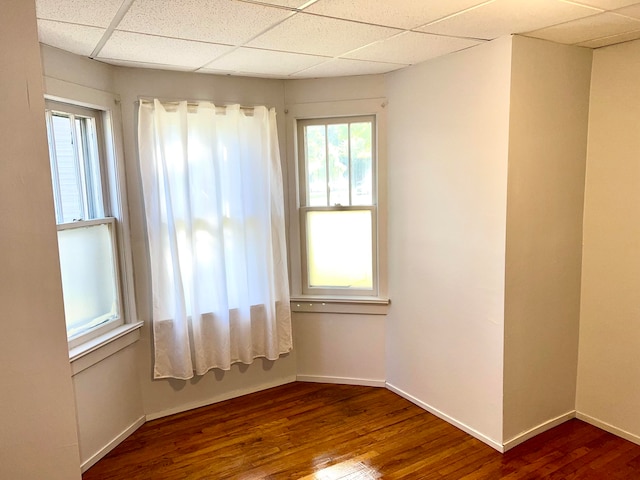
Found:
146,375 -> 298,421
576,412 -> 640,446
296,375 -> 386,388
385,382 -> 504,452
81,415 -> 146,473
503,410 -> 575,451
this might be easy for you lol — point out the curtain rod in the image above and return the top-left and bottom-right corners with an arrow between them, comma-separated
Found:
137,98 -> 272,112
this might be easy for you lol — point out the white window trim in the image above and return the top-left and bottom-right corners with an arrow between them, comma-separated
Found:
285,98 -> 389,314
44,78 -> 139,359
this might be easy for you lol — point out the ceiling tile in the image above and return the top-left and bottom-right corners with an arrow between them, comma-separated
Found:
238,0 -> 312,8
419,0 -> 601,40
98,31 -> 234,69
292,58 -> 406,77
304,0 -> 489,30
569,0 -> 640,10
575,28 -> 640,47
525,12 -> 640,44
614,3 -> 640,18
117,0 -> 293,45
37,20 -> 104,56
36,0 -> 123,28
344,31 -> 483,65
201,47 -> 327,76
248,12 -> 400,56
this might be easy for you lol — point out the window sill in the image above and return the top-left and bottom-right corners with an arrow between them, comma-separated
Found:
70,321 -> 143,376
290,296 -> 390,315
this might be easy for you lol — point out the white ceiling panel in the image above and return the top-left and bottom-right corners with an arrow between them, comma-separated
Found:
35,0 -> 124,28
344,31 -> 483,65
117,0 -> 293,45
293,58 -> 406,77
98,31 -> 234,69
525,12 -> 640,44
571,0 -> 640,9
247,12 -> 400,56
614,3 -> 640,19
201,47 -> 327,76
304,0 -> 490,30
576,28 -> 640,47
420,0 -> 601,40
239,0 -> 313,8
37,20 -> 104,56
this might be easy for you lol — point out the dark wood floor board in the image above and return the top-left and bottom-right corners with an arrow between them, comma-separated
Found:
83,382 -> 640,480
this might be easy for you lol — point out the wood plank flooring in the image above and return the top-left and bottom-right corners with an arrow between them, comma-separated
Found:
83,382 -> 640,479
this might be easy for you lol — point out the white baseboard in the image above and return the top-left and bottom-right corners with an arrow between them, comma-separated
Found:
576,411 -> 640,446
81,415 -> 146,473
502,411 -> 575,451
385,382 -> 504,452
296,375 -> 386,388
146,375 -> 297,421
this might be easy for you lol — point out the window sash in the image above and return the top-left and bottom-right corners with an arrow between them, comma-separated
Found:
57,218 -> 124,347
300,205 -> 378,296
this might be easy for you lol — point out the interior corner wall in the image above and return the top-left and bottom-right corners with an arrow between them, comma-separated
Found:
503,36 -> 592,444
385,36 -> 513,446
576,38 -> 640,444
0,1 -> 81,478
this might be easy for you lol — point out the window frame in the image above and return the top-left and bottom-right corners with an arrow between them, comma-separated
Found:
44,94 -> 139,351
286,99 -> 389,313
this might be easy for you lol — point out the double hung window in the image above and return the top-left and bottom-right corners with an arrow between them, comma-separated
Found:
45,101 -> 124,347
297,116 -> 378,297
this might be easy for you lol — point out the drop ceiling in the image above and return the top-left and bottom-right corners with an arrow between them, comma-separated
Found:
36,0 -> 640,79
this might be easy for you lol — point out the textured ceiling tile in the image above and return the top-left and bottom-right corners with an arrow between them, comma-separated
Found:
525,12 -> 640,44
36,0 -> 123,27
98,31 -> 234,69
420,0 -> 601,39
117,0 -> 293,45
614,3 -> 640,19
238,0 -> 311,8
569,0 -> 640,10
344,31 -> 482,65
37,20 -> 104,56
293,58 -> 406,77
248,12 -> 400,56
305,0 -> 489,29
201,47 -> 327,76
575,28 -> 640,46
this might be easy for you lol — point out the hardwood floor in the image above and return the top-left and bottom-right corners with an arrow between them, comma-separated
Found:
83,382 -> 640,479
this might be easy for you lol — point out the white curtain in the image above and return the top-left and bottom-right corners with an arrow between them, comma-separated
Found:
137,100 -> 292,380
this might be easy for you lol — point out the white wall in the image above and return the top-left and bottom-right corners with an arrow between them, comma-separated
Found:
0,2 -> 81,478
385,37 -> 513,446
503,36 -> 592,444
576,38 -> 640,445
113,67 -> 298,417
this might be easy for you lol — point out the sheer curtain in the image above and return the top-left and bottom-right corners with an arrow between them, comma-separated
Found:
137,99 -> 292,380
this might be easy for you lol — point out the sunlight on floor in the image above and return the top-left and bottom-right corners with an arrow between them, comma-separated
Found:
300,452 -> 382,479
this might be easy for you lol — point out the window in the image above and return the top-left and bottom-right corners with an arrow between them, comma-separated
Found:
297,115 -> 378,297
45,101 -> 125,347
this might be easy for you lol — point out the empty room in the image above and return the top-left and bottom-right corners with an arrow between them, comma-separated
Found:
3,0 -> 640,478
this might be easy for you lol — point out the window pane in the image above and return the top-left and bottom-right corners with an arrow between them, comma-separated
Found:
327,124 -> 349,206
306,210 -> 372,289
58,222 -> 119,338
350,122 -> 373,205
305,125 -> 327,207
51,114 -> 85,223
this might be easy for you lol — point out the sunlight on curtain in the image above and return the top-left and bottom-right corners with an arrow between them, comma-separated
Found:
137,100 -> 292,379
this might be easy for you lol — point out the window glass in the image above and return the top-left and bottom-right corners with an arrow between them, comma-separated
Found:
298,115 -> 377,296
46,102 -> 123,343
